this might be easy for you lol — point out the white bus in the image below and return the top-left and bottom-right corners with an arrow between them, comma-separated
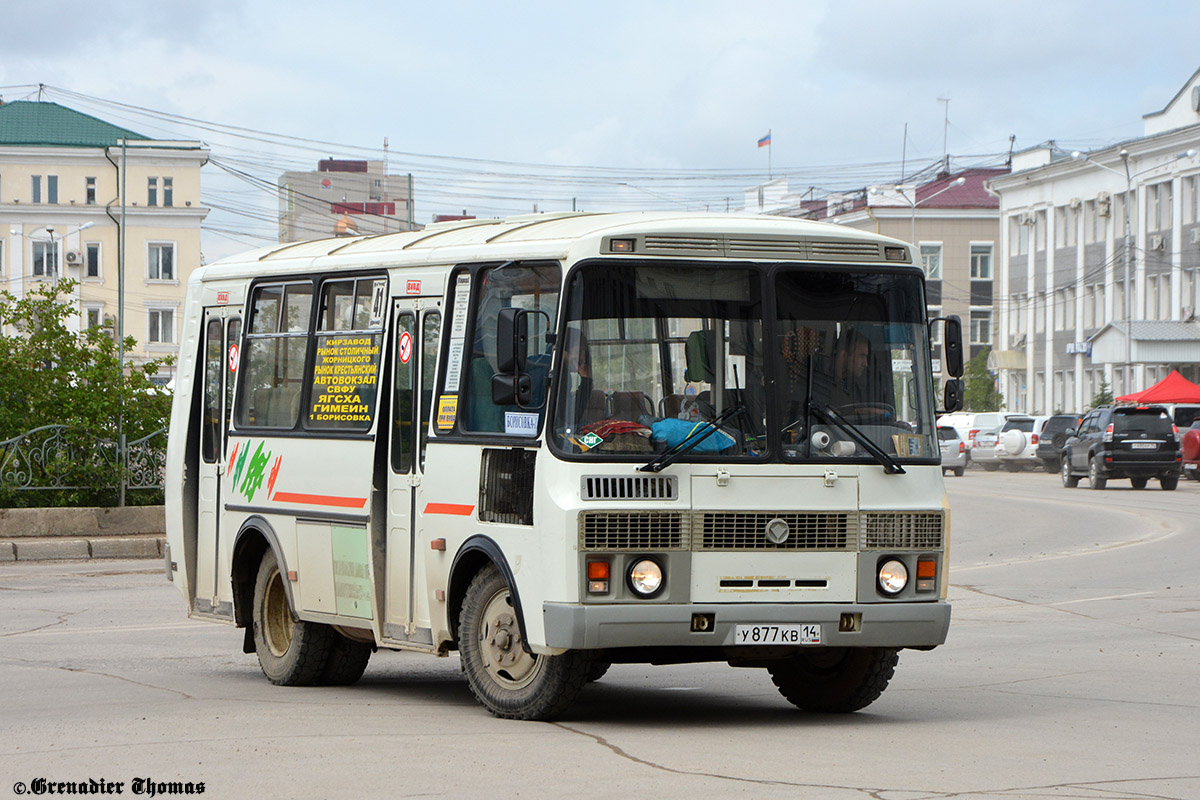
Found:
165,212 -> 965,720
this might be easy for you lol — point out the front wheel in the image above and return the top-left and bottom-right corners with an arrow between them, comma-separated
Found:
767,647 -> 898,713
1088,457 -> 1107,490
1061,456 -> 1079,488
458,565 -> 590,720
252,548 -> 333,685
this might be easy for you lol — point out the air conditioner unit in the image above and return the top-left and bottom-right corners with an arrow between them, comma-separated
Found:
64,250 -> 83,266
1149,234 -> 1165,251
1011,333 -> 1027,348
1189,228 -> 1200,244
1018,212 -> 1035,225
1097,192 -> 1111,217
1183,306 -> 1196,322
1069,197 -> 1082,210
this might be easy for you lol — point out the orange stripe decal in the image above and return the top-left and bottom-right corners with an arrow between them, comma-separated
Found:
273,492 -> 367,509
424,502 -> 475,516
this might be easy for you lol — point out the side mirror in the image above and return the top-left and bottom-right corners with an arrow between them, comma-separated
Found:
942,315 -> 964,378
942,379 -> 964,413
492,373 -> 532,406
1065,427 -> 1076,437
496,307 -> 529,374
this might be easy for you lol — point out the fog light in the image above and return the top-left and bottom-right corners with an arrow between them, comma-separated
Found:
588,580 -> 609,594
627,558 -> 664,597
878,559 -> 908,595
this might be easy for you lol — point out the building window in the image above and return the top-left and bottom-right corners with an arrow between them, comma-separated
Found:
148,309 -> 175,344
148,242 -> 175,280
969,310 -> 992,345
928,306 -> 942,345
1159,275 -> 1171,320
920,243 -> 942,280
86,243 -> 101,279
1034,293 -> 1045,334
32,175 -> 42,204
1015,218 -> 1030,255
32,240 -> 58,277
148,177 -> 157,207
84,306 -> 103,330
1035,211 -> 1047,251
1064,287 -> 1076,330
86,177 -> 97,205
969,243 -> 993,279
47,175 -> 58,205
163,177 -> 173,207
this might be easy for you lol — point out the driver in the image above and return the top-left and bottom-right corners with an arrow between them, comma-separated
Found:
831,328 -> 872,409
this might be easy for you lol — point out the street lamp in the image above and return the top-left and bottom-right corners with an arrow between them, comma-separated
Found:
871,176 -> 966,248
1071,148 -> 1197,394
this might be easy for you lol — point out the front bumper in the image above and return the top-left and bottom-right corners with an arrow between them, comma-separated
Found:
543,600 -> 951,650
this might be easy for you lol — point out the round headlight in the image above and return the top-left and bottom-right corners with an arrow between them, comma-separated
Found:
878,559 -> 908,595
627,559 -> 664,597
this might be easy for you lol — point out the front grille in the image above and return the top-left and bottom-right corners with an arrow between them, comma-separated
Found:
579,512 -> 688,551
862,512 -> 944,550
695,511 -> 856,550
581,475 -> 677,501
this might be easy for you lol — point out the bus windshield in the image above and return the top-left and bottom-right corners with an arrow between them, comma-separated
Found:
550,261 -> 936,463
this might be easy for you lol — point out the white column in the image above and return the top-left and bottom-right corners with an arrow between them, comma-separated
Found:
1172,174 -> 1184,319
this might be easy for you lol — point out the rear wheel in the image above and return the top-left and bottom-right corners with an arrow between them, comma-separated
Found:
1061,456 -> 1079,488
982,463 -> 999,471
953,467 -> 965,477
1042,458 -> 1060,473
1004,461 -> 1021,472
459,565 -> 589,720
1130,477 -> 1148,490
320,633 -> 373,686
252,549 -> 333,685
1161,474 -> 1179,491
768,647 -> 898,713
1088,457 -> 1107,490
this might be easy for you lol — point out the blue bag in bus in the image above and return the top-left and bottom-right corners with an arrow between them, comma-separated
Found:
648,417 -> 736,453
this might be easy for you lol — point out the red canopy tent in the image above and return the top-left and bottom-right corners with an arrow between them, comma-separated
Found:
1115,370 -> 1200,403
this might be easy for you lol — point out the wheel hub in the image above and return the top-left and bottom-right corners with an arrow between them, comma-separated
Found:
479,590 -> 541,688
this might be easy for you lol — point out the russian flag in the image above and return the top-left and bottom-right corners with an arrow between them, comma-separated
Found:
757,132 -> 771,148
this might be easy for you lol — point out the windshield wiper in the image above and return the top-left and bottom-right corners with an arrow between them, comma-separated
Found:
808,401 -> 906,475
639,403 -> 745,473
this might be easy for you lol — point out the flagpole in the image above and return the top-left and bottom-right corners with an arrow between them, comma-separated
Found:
768,129 -> 772,180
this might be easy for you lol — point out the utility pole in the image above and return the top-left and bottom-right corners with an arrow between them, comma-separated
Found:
938,96 -> 951,174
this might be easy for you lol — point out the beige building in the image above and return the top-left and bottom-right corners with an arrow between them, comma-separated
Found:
0,100 -> 208,381
279,159 -> 416,242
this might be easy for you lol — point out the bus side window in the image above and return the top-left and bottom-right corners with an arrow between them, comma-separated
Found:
308,277 -> 386,432
391,312 -> 415,473
237,283 -> 312,429
201,319 -> 223,462
420,310 -> 440,467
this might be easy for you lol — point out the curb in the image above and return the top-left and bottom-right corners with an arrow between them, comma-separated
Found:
0,535 -> 165,562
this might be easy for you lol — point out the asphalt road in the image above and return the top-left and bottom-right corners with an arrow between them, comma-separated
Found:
1,471 -> 1197,799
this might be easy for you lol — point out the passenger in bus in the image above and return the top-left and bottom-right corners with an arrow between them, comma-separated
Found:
561,328 -> 593,428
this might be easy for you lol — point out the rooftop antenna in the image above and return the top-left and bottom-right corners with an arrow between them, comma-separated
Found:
938,95 -> 951,174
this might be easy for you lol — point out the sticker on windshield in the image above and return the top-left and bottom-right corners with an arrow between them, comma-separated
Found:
578,432 -> 604,450
504,412 -> 540,436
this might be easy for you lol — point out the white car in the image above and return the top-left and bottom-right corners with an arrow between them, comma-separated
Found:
995,415 -> 1050,471
938,425 -> 967,477
971,427 -> 1002,470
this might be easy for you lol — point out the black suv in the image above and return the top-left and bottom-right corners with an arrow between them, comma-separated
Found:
1061,405 -> 1181,490
1036,413 -> 1082,473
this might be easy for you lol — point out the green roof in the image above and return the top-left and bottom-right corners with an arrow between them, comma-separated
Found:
0,101 -> 149,148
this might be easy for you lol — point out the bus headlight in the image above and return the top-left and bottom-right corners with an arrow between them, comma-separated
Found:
877,559 -> 908,595
627,558 -> 664,598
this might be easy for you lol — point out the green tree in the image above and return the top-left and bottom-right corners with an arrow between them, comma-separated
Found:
1089,377 -> 1113,410
964,347 -> 1003,412
0,280 -> 173,505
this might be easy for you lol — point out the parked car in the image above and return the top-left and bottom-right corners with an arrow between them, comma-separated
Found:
1035,413 -> 1082,473
938,425 -> 967,477
1061,405 -> 1182,490
1182,420 -> 1200,480
994,415 -> 1048,471
971,427 -> 1002,470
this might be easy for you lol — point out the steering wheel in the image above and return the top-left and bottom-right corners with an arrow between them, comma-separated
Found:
836,402 -> 896,421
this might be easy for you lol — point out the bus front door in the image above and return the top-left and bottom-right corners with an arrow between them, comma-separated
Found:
196,308 -> 241,617
384,298 -> 440,645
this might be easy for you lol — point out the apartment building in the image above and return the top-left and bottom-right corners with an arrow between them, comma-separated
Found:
989,69 -> 1200,413
0,100 -> 208,381
278,159 -> 417,242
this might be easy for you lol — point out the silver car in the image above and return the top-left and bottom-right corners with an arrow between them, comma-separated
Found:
972,427 -> 1002,470
938,425 -> 967,476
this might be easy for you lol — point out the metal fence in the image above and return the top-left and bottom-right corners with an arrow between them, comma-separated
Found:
0,425 -> 165,503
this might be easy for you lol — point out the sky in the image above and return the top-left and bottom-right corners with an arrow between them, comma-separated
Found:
4,0 -> 1200,261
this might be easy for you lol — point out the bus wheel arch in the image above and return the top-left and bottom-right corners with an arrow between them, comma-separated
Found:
447,536 -> 527,651
230,517 -> 291,652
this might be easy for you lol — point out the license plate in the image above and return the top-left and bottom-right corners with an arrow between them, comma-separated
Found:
1130,442 -> 1156,449
734,623 -> 821,645
1185,463 -> 1196,470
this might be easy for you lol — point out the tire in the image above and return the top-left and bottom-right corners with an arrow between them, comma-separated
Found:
1061,456 -> 1079,488
1088,457 -> 1107,490
586,660 -> 612,682
320,633 -> 373,686
768,647 -> 899,713
1004,461 -> 1021,472
1042,458 -> 1060,474
1161,474 -> 1179,491
458,565 -> 589,720
953,467 -> 965,477
1130,477 -> 1148,490
252,549 -> 334,686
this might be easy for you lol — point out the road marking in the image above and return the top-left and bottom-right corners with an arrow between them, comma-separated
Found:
5,622 -> 225,638
1049,591 -> 1156,606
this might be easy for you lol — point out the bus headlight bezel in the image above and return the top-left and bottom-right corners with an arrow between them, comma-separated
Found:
877,558 -> 909,595
627,558 -> 665,598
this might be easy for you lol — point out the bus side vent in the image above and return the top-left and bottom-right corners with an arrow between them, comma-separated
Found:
725,238 -> 807,259
642,235 -> 723,255
478,448 -> 537,525
581,475 -> 677,501
695,511 -> 856,550
579,512 -> 688,551
809,241 -> 884,261
861,512 -> 944,550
